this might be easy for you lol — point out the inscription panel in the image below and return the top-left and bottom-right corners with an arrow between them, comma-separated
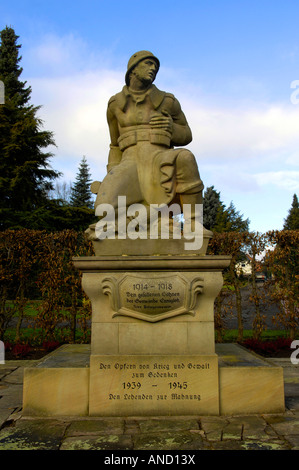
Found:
121,275 -> 185,314
89,355 -> 219,416
102,273 -> 203,322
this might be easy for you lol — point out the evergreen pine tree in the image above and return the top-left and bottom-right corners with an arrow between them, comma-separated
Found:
283,194 -> 299,230
0,27 -> 31,106
70,156 -> 94,208
214,201 -> 250,232
203,186 -> 250,232
203,186 -> 222,230
0,26 -> 60,229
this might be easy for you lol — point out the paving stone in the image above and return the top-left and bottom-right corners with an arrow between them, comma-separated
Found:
0,382 -> 9,391
0,385 -> 23,408
284,371 -> 299,388
240,440 -> 291,450
211,440 -> 290,450
265,414 -> 299,436
199,416 -> 229,441
0,409 -> 14,429
284,381 -> 299,400
241,416 -> 277,440
0,419 -> 68,450
133,431 -> 208,450
66,418 -> 125,436
138,418 -> 199,434
285,435 -> 299,450
6,408 -> 22,423
2,367 -> 25,384
0,368 -> 17,380
60,434 -> 133,450
2,360 -> 38,368
286,397 -> 299,411
221,418 -> 243,441
124,419 -> 141,434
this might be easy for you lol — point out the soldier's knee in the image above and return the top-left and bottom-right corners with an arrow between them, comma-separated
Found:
177,149 -> 197,168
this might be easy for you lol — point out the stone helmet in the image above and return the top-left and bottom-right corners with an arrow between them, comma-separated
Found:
125,50 -> 160,86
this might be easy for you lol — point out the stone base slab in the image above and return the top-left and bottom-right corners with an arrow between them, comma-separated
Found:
89,354 -> 219,416
23,367 -> 89,417
22,344 -> 285,417
219,366 -> 285,415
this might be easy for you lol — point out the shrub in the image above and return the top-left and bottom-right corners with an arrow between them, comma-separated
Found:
11,343 -> 32,358
42,340 -> 61,352
241,337 -> 293,356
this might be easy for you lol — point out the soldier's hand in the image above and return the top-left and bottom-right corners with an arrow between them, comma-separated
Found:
150,110 -> 173,133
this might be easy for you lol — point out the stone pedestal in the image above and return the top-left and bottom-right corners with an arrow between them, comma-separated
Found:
78,255 -> 229,356
22,250 -> 285,417
75,253 -> 229,417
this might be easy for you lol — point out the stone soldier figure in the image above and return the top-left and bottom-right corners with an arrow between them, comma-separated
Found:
91,50 -> 204,236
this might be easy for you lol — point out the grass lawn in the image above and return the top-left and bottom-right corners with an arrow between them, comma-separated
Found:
221,329 -> 295,342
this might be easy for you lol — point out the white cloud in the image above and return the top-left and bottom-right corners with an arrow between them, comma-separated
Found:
184,102 -> 299,163
25,33 -> 126,183
254,171 -> 299,191
25,32 -> 117,77
33,34 -> 77,67
286,151 -> 299,166
26,33 -> 88,76
29,70 -> 123,180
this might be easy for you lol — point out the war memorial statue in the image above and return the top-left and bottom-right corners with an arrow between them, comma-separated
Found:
22,52 -> 284,418
87,51 -> 206,247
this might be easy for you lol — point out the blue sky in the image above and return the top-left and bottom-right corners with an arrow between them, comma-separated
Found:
1,0 -> 299,232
